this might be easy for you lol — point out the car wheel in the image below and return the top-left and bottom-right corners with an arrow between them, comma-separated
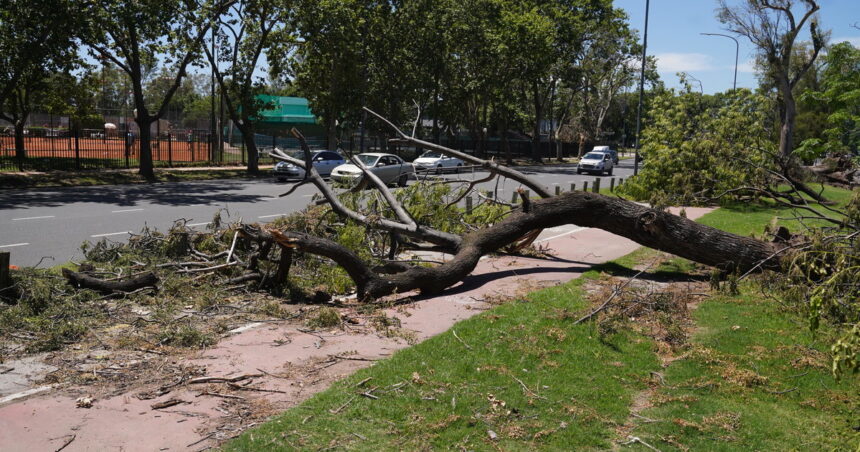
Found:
576,169 -> 582,174
436,165 -> 443,175
455,163 -> 462,174
398,174 -> 408,187
608,167 -> 613,176
276,177 -> 285,182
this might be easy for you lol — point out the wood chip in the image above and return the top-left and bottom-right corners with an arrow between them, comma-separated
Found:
151,398 -> 186,410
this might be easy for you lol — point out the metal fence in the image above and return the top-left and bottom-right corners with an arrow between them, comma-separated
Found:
0,127 -> 324,172
1,123 -> 605,173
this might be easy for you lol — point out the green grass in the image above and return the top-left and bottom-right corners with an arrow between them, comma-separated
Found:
225,269 -> 663,451
221,184 -> 859,450
696,184 -> 854,236
629,286 -> 859,450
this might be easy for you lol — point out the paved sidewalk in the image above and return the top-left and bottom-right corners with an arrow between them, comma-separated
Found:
0,208 -> 711,451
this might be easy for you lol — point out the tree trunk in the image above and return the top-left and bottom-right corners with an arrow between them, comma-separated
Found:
326,116 -> 337,150
779,81 -> 796,158
62,268 -> 158,294
238,121 -> 259,175
501,119 -> 512,166
14,121 -> 26,168
531,85 -> 543,162
269,191 -> 784,300
136,117 -> 155,180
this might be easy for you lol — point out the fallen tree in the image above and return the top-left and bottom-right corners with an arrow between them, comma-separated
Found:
263,111 -> 794,301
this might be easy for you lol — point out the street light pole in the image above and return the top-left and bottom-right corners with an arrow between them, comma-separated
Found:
633,0 -> 650,176
701,32 -> 739,91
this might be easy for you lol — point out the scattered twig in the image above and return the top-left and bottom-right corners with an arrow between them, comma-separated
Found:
360,387 -> 380,400
187,373 -> 262,385
452,330 -> 472,350
621,435 -> 662,452
186,433 -> 215,448
151,398 -> 187,410
54,434 -> 76,452
329,395 -> 357,414
765,386 -> 798,395
354,377 -> 373,387
226,382 -> 287,394
511,375 -> 547,400
196,391 -> 245,401
574,261 -> 657,325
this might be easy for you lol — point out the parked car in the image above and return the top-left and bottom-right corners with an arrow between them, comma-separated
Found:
577,151 -> 614,175
413,151 -> 465,174
273,150 -> 345,181
592,145 -> 618,164
331,153 -> 415,187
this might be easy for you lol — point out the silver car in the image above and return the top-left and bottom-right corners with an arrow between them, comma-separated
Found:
577,151 -> 614,176
331,153 -> 415,187
273,150 -> 345,180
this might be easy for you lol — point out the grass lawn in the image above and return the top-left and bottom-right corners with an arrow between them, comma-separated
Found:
225,268 -> 662,451
222,186 -> 859,451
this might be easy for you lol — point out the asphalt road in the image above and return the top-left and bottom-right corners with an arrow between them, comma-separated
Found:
0,161 -> 635,267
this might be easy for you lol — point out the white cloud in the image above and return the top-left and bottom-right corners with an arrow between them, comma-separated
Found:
736,59 -> 757,74
832,36 -> 860,48
654,53 -> 714,72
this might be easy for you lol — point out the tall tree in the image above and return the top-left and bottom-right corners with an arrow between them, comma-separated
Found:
290,0 -> 380,150
80,0 -> 230,180
718,0 -> 825,160
797,41 -> 860,158
0,0 -> 79,167
206,0 -> 294,174
568,15 -> 641,157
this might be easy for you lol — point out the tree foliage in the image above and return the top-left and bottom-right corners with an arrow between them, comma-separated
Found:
619,81 -> 774,206
797,41 -> 860,160
80,0 -> 227,179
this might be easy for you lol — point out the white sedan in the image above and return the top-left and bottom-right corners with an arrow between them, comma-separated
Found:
330,153 -> 415,187
273,150 -> 346,181
413,151 -> 465,174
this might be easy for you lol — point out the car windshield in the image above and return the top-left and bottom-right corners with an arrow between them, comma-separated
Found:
583,152 -> 604,160
355,154 -> 380,166
420,152 -> 442,159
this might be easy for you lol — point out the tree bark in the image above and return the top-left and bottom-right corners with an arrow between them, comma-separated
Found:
62,269 -> 158,294
531,84 -> 543,162
136,116 -> 155,180
14,121 -> 26,168
268,191 -> 784,300
236,121 -> 259,175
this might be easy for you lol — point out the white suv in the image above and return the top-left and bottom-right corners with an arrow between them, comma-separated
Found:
577,151 -> 614,176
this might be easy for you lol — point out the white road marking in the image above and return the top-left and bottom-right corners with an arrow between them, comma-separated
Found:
302,194 -> 314,198
228,322 -> 263,335
111,208 -> 144,213
0,242 -> 29,248
258,214 -> 285,219
91,231 -> 130,238
12,216 -> 55,221
535,227 -> 587,244
0,385 -> 54,406
262,197 -> 279,201
187,222 -> 210,227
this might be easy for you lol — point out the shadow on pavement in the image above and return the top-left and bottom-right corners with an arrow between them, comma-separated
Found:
0,179 -> 268,209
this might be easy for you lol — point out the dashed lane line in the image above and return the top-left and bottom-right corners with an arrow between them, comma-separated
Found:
91,231 -> 131,238
0,242 -> 29,248
111,208 -> 144,213
535,227 -> 587,244
258,214 -> 285,219
12,216 -> 55,221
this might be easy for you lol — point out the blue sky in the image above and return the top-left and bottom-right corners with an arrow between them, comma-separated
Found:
614,0 -> 860,93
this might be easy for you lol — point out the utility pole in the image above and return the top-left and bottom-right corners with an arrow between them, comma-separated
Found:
633,0 -> 650,176
701,32 -> 739,91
